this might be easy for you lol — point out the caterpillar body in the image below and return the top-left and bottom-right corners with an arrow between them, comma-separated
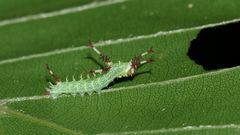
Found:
46,42 -> 153,98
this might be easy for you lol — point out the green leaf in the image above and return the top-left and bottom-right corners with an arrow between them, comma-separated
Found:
0,0 -> 105,20
1,0 -> 240,135
1,0 -> 240,60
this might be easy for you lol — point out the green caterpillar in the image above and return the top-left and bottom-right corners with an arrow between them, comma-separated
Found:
45,42 -> 153,98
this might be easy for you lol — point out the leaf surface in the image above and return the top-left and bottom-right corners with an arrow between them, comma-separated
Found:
1,0 -> 240,60
0,0 -> 104,20
0,0 -> 240,135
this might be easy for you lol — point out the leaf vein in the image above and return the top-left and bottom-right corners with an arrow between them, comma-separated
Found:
0,106 -> 83,135
0,18 -> 240,65
0,0 -> 127,27
96,124 -> 240,135
0,65 -> 239,105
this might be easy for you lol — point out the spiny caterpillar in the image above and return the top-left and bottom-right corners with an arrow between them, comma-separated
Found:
45,41 -> 153,98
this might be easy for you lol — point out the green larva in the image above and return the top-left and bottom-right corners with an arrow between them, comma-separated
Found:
45,42 -> 153,98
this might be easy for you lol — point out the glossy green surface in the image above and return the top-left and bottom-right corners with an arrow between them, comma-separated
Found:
0,0 -> 240,134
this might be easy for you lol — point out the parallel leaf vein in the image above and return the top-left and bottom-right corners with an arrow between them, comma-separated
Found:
0,18 -> 240,65
0,106 -> 82,135
96,124 -> 240,135
0,65 -> 239,105
0,0 -> 127,27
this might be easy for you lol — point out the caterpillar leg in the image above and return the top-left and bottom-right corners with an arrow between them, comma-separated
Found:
45,64 -> 61,84
89,66 -> 111,75
87,41 -> 112,66
130,48 -> 154,67
140,58 -> 154,65
135,47 -> 154,59
90,69 -> 103,74
128,48 -> 154,76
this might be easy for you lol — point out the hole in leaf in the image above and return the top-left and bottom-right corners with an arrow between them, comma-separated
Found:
187,22 -> 240,70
